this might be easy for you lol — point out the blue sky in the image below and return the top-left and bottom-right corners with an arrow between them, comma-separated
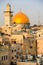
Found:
0,0 -> 43,26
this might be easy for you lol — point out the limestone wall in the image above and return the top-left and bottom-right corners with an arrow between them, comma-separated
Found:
17,62 -> 37,65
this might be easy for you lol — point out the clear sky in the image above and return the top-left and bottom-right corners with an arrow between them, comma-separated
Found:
0,0 -> 43,26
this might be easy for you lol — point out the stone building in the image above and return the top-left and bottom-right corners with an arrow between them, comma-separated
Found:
0,3 -> 43,65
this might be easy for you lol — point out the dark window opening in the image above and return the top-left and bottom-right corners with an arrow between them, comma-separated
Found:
30,46 -> 33,48
2,56 -> 7,61
6,56 -> 7,60
23,35 -> 25,39
12,57 -> 14,59
15,49 -> 16,52
10,61 -> 17,65
20,43 -> 23,46
2,56 -> 3,61
12,50 -> 13,53
9,35 -> 10,36
36,40 -> 37,44
4,56 -> 5,60
1,33 -> 4,36
39,34 -> 40,37
14,41 -> 16,43
14,22 -> 15,24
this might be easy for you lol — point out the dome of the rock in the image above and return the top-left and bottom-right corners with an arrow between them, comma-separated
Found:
12,12 -> 30,24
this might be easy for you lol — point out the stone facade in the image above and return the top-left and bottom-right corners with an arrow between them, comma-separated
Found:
0,4 -> 43,65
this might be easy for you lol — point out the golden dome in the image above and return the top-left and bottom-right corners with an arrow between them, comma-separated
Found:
12,12 -> 30,24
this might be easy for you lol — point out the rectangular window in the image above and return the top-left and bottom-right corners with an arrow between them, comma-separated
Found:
2,56 -> 3,61
2,55 -> 8,61
6,56 -> 7,60
4,56 -> 5,60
